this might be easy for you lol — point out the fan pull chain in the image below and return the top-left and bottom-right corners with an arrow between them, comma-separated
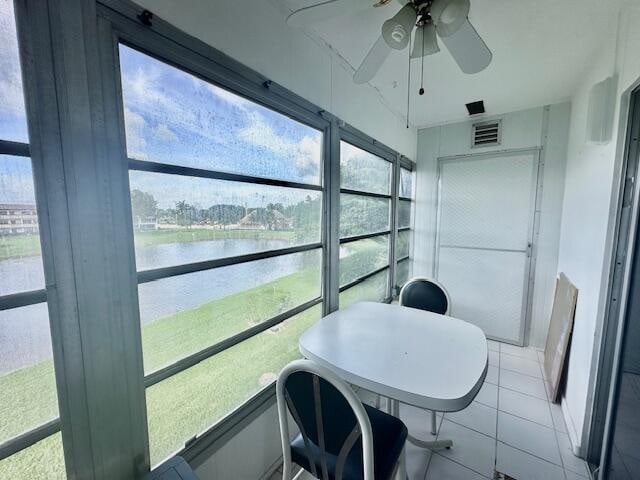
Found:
406,34 -> 411,129
419,25 -> 425,95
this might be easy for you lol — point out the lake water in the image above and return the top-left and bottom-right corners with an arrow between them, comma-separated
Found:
0,237 -> 316,375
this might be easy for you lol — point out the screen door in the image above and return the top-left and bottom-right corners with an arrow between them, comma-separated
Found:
435,152 -> 538,344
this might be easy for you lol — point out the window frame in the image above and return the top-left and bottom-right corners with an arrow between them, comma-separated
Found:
0,4 -> 59,466
4,0 -> 417,475
337,128 -> 399,303
396,161 -> 415,291
104,16 -> 332,466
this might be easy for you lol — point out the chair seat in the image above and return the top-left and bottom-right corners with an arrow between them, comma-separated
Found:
290,403 -> 408,480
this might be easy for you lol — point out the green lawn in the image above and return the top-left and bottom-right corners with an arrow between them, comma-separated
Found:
0,233 -> 41,260
0,237 -> 386,477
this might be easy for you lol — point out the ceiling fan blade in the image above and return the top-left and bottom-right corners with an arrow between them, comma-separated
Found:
410,23 -> 440,59
286,0 -> 369,28
440,18 -> 492,74
354,35 -> 392,84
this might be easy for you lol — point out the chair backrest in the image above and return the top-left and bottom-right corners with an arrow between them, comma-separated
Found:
399,277 -> 450,315
276,360 -> 374,480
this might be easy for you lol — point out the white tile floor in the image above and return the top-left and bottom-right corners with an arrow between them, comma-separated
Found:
271,341 -> 591,480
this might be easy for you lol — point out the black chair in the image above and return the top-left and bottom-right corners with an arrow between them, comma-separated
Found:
276,359 -> 408,480
398,277 -> 450,315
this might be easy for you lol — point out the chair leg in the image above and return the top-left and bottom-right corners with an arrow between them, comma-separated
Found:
430,410 -> 437,435
394,445 -> 406,480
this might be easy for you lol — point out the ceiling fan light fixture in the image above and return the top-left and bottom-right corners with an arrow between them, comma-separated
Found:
410,22 -> 440,58
382,4 -> 417,50
430,0 -> 470,37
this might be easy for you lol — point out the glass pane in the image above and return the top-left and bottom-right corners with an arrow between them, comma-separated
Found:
145,304 -> 321,466
0,155 -> 44,295
400,168 -> 413,198
139,249 -> 322,374
339,269 -> 389,309
396,258 -> 410,287
339,194 -> 389,238
397,230 -> 410,259
119,44 -> 322,185
0,0 -> 29,143
129,170 -> 321,271
0,303 -> 59,444
0,432 -> 65,479
340,141 -> 391,195
398,199 -> 411,228
339,235 -> 389,287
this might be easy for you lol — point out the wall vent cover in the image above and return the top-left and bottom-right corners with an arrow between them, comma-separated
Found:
472,120 -> 501,147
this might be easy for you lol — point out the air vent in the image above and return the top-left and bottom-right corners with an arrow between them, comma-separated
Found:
472,120 -> 501,147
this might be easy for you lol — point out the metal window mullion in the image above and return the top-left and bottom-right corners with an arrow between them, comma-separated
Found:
137,242 -> 322,284
0,139 -> 30,157
129,158 -> 323,192
339,265 -> 390,293
0,289 -> 47,311
144,297 -> 322,387
397,255 -> 410,263
339,230 -> 391,244
398,226 -> 411,233
0,418 -> 61,461
324,119 -> 341,314
16,2 -> 151,477
389,154 -> 400,296
339,188 -> 391,200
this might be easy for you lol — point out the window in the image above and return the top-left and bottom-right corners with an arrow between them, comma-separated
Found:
0,1 -> 64,477
396,167 -> 414,289
338,141 -> 392,305
118,45 -> 324,465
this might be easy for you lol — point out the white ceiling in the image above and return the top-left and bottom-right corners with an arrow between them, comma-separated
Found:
275,0 -> 624,128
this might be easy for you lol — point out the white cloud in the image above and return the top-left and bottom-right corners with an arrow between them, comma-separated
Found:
239,111 -> 321,180
206,84 -> 253,110
153,123 -> 177,142
123,107 -> 147,159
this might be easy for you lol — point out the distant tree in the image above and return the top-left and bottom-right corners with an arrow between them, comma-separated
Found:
175,200 -> 196,228
207,204 -> 246,227
130,189 -> 157,226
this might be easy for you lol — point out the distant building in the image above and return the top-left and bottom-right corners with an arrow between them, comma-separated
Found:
133,215 -> 158,231
0,204 -> 39,235
238,208 -> 292,230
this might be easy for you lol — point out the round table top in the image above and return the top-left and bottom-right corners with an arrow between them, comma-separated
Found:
299,301 -> 488,412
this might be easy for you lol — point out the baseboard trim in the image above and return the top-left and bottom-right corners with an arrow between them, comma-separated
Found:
561,399 -> 583,457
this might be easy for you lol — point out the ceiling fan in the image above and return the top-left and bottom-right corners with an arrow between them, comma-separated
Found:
286,0 -> 492,85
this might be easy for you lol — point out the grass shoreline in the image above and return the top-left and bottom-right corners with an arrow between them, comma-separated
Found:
0,229 -> 299,261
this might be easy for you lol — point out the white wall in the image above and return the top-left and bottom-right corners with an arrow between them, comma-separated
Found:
131,0 -> 417,159
413,104 -> 571,348
555,1 -> 640,455
192,404 -> 283,480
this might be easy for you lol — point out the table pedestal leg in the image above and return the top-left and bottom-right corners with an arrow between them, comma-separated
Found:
388,398 -> 453,450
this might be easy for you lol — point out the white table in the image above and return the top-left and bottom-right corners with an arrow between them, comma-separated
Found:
299,301 -> 488,452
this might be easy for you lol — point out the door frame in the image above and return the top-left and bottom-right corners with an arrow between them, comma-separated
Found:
433,147 -> 543,346
587,84 -> 640,469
